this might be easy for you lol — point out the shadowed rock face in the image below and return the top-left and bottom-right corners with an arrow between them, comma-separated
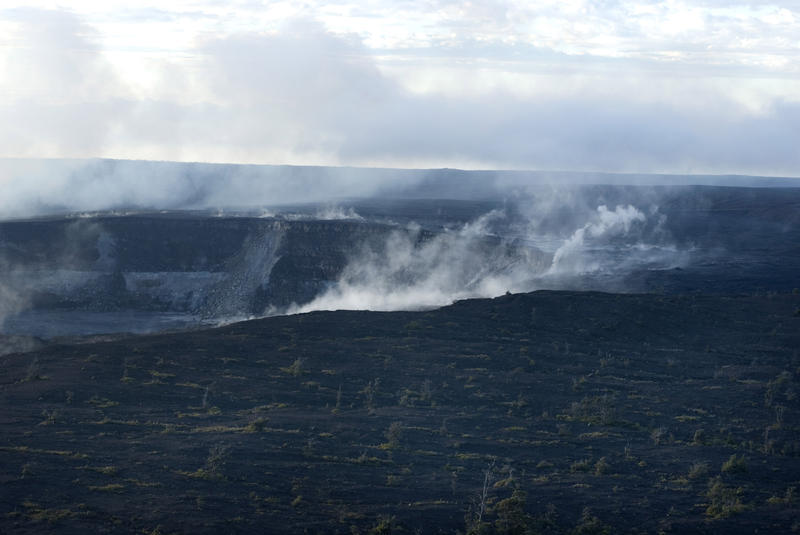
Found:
0,215 -> 550,325
0,217 -> 388,316
2,185 -> 800,338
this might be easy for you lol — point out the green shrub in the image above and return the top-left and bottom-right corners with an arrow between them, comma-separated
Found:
369,515 -> 398,534
493,489 -> 533,535
382,422 -> 403,449
688,462 -> 709,480
721,454 -> 747,474
280,358 -> 305,377
571,507 -> 610,535
705,477 -> 747,518
594,457 -> 610,476
692,429 -> 706,445
570,458 -> 592,473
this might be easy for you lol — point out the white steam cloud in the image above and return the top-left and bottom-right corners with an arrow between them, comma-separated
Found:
0,159 -> 410,219
289,203 -> 684,313
0,280 -> 26,332
280,205 -> 365,222
550,205 -> 647,275
289,210 -> 545,312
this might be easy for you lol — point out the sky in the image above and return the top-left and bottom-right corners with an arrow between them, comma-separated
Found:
0,1 -> 799,175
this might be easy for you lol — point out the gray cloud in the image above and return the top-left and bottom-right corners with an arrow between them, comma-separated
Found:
0,8 -> 133,157
186,20 -> 800,174
0,8 -> 799,179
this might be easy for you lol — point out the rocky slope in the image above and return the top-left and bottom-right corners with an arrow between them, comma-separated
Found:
1,291 -> 798,533
0,213 -> 552,329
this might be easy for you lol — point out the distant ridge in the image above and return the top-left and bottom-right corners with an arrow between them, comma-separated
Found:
1,158 -> 799,220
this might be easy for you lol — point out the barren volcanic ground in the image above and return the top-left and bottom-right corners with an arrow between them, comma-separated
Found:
2,291 -> 800,533
1,184 -> 800,534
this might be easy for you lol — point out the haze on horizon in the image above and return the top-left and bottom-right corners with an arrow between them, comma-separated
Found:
0,1 -> 799,180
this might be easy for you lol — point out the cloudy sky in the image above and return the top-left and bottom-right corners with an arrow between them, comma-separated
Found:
1,1 -> 799,175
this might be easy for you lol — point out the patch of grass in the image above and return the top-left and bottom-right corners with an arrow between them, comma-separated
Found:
175,468 -> 215,480
571,507 -> 610,535
88,483 -> 125,493
124,478 -> 162,488
176,382 -> 203,389
381,421 -> 403,449
650,427 -> 668,445
563,395 -> 616,425
594,457 -> 611,476
280,358 -> 305,377
721,454 -> 747,474
87,396 -> 119,408
705,477 -> 748,519
578,431 -> 611,440
691,429 -> 706,445
26,506 -> 75,524
149,370 -> 175,379
243,418 -> 268,433
189,425 -> 243,433
0,446 -> 87,459
84,465 -> 119,476
688,462 -> 709,480
766,487 -> 796,506
570,458 -> 592,473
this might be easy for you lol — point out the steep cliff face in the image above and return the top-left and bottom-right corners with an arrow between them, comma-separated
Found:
4,186 -> 798,337
3,214 -> 550,327
0,215 -> 407,318
251,220 -> 410,312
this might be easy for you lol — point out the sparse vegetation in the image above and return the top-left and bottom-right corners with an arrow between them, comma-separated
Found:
1,291 -> 799,533
721,454 -> 747,474
705,477 -> 748,518
382,421 -> 403,449
24,357 -> 42,382
571,507 -> 610,535
687,462 -> 709,480
280,358 -> 305,377
650,426 -> 668,446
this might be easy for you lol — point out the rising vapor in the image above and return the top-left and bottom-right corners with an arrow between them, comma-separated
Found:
289,202 -> 684,314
